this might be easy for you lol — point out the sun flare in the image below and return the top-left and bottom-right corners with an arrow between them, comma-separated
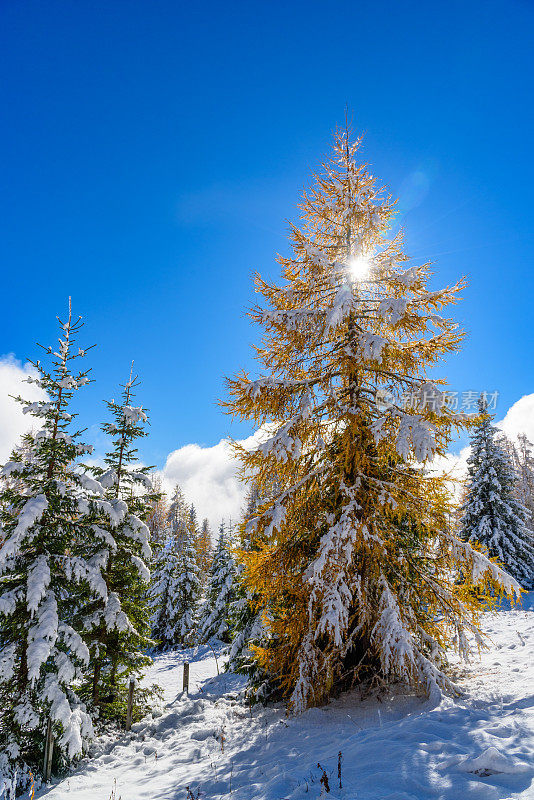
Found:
347,253 -> 372,282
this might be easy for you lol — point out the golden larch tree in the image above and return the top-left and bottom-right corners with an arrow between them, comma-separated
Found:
225,126 -> 518,711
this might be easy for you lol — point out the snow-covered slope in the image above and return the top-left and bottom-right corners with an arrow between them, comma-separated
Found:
39,601 -> 534,800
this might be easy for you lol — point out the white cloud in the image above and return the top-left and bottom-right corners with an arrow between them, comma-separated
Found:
430,446 -> 470,480
496,393 -> 534,443
160,431 -> 263,532
0,355 -> 47,464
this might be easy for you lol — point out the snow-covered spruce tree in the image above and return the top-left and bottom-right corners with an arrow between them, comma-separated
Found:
83,372 -> 157,722
149,519 -> 201,648
461,399 -> 534,589
167,484 -> 189,550
146,476 -> 169,550
228,490 -> 269,695
0,304 -> 119,788
198,521 -> 237,643
225,127 -> 519,711
515,434 -> 534,536
172,520 -> 202,645
499,432 -> 534,537
187,503 -> 210,582
188,504 -> 198,537
149,527 -> 181,649
227,585 -> 267,690
188,504 -> 201,560
197,518 -> 214,582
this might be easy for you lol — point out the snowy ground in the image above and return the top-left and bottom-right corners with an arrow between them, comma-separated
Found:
38,597 -> 534,800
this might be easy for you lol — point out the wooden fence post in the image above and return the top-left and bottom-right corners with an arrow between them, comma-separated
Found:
43,717 -> 54,782
125,677 -> 135,731
183,661 -> 190,694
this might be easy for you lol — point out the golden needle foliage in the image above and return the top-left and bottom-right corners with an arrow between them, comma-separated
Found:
225,127 -> 518,711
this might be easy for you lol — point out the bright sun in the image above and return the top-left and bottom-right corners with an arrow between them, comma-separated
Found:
347,253 -> 371,282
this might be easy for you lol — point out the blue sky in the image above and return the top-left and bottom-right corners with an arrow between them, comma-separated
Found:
1,0 -> 533,467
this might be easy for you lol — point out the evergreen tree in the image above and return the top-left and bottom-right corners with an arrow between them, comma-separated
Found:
187,502 -> 208,581
83,371 -> 156,722
228,489 -> 269,694
516,434 -> 534,533
197,518 -> 214,581
0,304 -> 119,788
461,400 -> 534,588
198,522 -> 236,642
149,528 -> 182,649
172,521 -> 202,644
168,484 -> 189,549
499,432 -> 534,536
146,477 -> 168,550
188,504 -> 198,538
149,519 -> 201,647
227,589 -> 267,687
225,126 -> 518,711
